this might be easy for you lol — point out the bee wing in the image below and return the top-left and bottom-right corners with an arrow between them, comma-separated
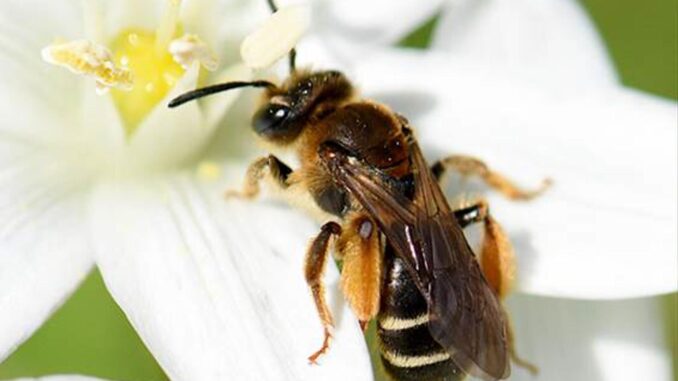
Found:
408,140 -> 510,380
319,142 -> 509,381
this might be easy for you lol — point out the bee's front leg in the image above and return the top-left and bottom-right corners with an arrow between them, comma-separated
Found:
431,155 -> 550,200
304,221 -> 342,364
225,155 -> 293,199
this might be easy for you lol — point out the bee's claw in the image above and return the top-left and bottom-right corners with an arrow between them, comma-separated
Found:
307,327 -> 332,364
359,320 -> 368,333
224,189 -> 253,200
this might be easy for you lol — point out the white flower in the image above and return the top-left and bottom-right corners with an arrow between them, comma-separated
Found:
0,1 -> 675,381
0,0 -> 372,380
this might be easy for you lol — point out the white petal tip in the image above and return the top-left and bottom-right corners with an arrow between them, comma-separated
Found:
241,5 -> 311,69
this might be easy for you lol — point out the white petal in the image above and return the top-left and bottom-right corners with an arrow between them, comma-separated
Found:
202,63 -> 253,127
0,143 -> 93,361
431,0 -> 617,91
205,0 -> 272,69
0,0 -> 85,146
123,63 -> 205,172
241,5 -> 310,69
506,294 -> 673,381
11,376 -> 112,381
0,0 -> 127,165
0,0 -> 97,361
0,0 -> 82,40
314,0 -> 444,47
102,0 -> 164,37
181,0 -> 221,53
354,49 -> 677,298
89,172 -> 373,381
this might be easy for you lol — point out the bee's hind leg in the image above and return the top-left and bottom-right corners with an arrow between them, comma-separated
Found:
431,155 -> 550,200
304,221 -> 342,364
336,212 -> 381,332
225,155 -> 293,199
452,199 -> 514,298
453,199 -> 539,374
304,214 -> 381,363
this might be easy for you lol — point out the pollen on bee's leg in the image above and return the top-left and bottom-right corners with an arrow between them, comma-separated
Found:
480,215 -> 516,299
169,34 -> 218,71
41,39 -> 134,93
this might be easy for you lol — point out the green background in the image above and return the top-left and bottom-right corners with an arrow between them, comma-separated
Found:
0,0 -> 676,380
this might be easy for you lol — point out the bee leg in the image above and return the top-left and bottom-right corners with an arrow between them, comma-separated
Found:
452,199 -> 514,298
305,221 -> 342,364
431,155 -> 551,200
337,213 -> 381,332
454,200 -> 539,373
452,202 -> 488,229
507,316 -> 539,375
225,155 -> 292,199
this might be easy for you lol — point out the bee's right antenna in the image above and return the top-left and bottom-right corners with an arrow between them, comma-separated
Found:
266,0 -> 297,74
168,80 -> 277,108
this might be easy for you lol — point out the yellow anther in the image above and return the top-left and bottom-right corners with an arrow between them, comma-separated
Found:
169,34 -> 218,71
42,39 -> 133,92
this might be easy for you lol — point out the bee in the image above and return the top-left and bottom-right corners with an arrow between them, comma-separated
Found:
169,2 -> 547,379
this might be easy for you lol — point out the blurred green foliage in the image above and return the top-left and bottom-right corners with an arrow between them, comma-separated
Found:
0,0 -> 676,380
0,271 -> 167,380
581,0 -> 677,99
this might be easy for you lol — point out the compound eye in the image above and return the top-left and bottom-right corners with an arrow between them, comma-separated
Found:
253,104 -> 291,137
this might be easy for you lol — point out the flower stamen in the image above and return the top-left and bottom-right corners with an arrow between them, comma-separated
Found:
169,34 -> 218,71
41,39 -> 133,94
240,5 -> 310,69
155,0 -> 182,53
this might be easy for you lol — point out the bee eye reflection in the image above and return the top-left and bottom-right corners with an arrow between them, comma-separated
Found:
253,104 -> 292,137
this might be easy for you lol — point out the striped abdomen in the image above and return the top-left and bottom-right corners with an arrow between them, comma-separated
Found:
378,248 -> 464,381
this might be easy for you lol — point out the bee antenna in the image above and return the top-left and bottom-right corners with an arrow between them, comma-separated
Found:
266,0 -> 278,12
266,0 -> 297,74
168,80 -> 277,108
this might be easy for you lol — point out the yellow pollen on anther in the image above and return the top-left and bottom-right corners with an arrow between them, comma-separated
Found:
42,39 -> 134,92
110,28 -> 185,136
169,34 -> 218,71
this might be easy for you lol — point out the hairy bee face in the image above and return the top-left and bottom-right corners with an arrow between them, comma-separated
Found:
251,70 -> 354,144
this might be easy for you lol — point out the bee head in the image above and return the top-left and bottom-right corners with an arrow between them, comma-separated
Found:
169,70 -> 353,145
252,70 -> 353,143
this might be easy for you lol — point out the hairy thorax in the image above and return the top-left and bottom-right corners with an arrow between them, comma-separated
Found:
295,100 -> 410,216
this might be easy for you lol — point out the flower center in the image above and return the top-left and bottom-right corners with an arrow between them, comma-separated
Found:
110,28 -> 185,136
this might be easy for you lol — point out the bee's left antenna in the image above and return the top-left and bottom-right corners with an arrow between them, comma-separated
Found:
168,80 -> 276,108
266,0 -> 297,73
